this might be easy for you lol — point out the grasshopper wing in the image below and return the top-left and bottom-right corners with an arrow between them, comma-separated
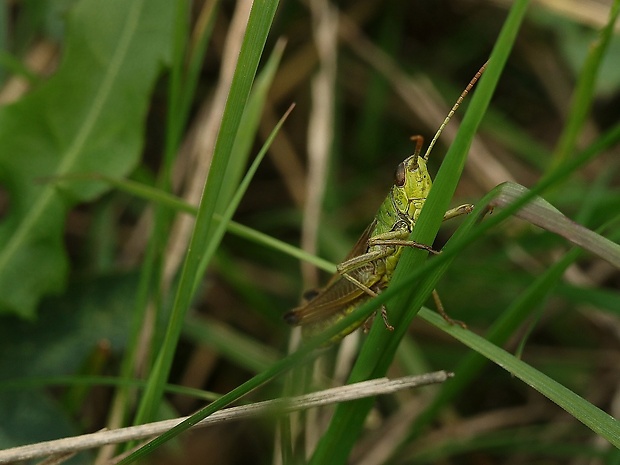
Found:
284,220 -> 379,326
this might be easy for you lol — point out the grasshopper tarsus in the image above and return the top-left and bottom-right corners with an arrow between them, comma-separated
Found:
362,316 -> 373,333
380,305 -> 395,331
456,319 -> 468,329
443,203 -> 475,221
432,289 -> 467,329
439,311 -> 468,329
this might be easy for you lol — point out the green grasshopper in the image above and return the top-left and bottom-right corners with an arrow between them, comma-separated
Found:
284,64 -> 486,343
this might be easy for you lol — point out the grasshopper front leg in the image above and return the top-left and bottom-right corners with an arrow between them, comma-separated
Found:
337,230 -> 436,279
337,204 -> 473,281
369,204 -> 475,249
366,229 -> 440,252
444,203 -> 474,221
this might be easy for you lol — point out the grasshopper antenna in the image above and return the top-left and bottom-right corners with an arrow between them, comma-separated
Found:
422,61 -> 487,160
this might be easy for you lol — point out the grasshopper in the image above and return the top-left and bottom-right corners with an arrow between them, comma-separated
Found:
284,64 -> 486,343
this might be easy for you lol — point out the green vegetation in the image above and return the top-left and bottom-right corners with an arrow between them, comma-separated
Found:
0,0 -> 619,463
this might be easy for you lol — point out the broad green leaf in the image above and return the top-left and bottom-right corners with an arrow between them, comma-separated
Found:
0,0 -> 174,317
0,273 -> 138,450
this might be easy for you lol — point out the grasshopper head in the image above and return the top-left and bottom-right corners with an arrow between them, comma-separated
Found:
390,146 -> 432,226
388,62 -> 487,228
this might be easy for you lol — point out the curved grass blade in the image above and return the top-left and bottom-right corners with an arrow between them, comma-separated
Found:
132,0 -> 281,426
419,308 -> 620,448
306,2 -> 530,463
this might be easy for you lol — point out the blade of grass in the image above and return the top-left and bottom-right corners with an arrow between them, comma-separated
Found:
107,2 -> 205,452
420,308 -> 620,448
111,1 -> 221,447
217,38 -> 286,212
409,246 -> 582,438
113,278 -> 399,463
550,0 -> 620,167
403,167 -> 620,446
115,120 -> 620,460
51,172 -> 336,274
193,103 -> 295,291
136,100 -> 278,423
306,2 -> 530,463
133,0 -> 281,425
365,0 -> 529,377
183,315 -> 280,373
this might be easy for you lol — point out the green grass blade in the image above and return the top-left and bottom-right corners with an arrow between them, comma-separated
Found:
183,315 -> 280,373
306,2 -> 531,463
54,172 -> 336,274
193,104 -> 294,291
115,0 -> 208,439
367,0 -> 530,369
419,308 -> 620,448
550,0 -> 620,167
133,0 -> 281,426
408,215 -> 620,442
409,246 -> 582,437
217,39 -> 286,212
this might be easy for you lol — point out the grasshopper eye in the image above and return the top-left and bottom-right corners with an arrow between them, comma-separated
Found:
394,162 -> 406,187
